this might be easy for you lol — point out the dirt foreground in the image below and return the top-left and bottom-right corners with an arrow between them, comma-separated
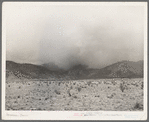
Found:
6,78 -> 143,111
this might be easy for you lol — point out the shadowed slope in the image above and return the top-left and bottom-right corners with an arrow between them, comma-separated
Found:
6,60 -> 143,80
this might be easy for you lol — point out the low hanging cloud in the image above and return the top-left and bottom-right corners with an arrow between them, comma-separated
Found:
5,3 -> 144,69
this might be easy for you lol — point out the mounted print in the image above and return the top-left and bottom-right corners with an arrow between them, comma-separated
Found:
2,2 -> 148,120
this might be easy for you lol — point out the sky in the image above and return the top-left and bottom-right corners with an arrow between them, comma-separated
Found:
4,2 -> 146,69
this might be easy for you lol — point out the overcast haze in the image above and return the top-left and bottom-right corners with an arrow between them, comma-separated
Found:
5,3 -> 145,69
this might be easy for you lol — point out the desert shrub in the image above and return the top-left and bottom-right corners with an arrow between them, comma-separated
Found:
45,98 -> 48,100
55,90 -> 60,95
107,94 -> 113,99
68,92 -> 71,97
141,82 -> 143,89
82,86 -> 87,88
67,89 -> 71,97
111,80 -> 116,85
87,81 -> 91,86
77,87 -> 81,92
73,96 -> 77,98
133,102 -> 143,110
120,82 -> 125,92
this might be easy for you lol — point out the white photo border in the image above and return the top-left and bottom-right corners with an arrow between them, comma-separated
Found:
1,2 -> 148,120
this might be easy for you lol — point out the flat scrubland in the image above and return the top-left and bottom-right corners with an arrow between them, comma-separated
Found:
6,78 -> 143,111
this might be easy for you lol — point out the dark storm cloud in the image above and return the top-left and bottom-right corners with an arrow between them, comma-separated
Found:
5,2 -> 145,69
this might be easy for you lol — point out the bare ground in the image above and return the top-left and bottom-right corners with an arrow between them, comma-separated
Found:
6,78 -> 143,111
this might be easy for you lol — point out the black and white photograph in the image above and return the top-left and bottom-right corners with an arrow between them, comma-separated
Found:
2,2 -> 147,120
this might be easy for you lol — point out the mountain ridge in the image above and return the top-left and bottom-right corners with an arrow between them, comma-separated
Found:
6,60 -> 143,80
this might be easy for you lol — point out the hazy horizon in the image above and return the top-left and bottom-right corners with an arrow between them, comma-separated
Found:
5,2 -> 145,69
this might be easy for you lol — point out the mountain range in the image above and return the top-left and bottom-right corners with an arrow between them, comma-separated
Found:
6,60 -> 143,80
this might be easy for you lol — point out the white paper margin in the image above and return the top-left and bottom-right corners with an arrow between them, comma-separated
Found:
1,2 -> 148,120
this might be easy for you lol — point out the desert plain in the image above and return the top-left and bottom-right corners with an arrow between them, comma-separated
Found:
6,78 -> 143,111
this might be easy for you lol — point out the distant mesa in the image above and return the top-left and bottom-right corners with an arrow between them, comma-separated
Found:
6,60 -> 143,80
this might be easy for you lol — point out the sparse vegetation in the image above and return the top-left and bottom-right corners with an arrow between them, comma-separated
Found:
45,98 -> 48,100
133,102 -> 143,110
77,87 -> 81,92
54,90 -> 60,95
68,92 -> 71,97
73,96 -> 77,98
6,78 -> 143,111
120,82 -> 125,92
111,80 -> 116,85
141,82 -> 143,89
87,81 -> 91,86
